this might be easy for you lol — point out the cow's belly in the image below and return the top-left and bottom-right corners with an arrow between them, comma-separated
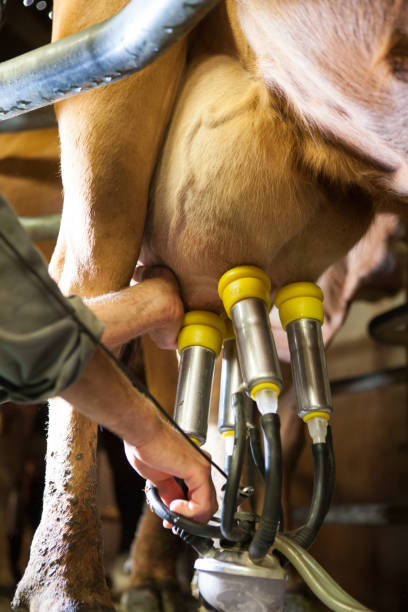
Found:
142,55 -> 373,313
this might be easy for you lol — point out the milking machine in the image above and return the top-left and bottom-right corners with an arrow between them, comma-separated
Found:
146,265 -> 372,612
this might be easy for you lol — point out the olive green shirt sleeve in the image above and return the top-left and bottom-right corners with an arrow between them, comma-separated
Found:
0,196 -> 104,403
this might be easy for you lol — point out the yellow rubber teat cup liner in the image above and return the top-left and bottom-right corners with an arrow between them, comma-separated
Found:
218,265 -> 271,318
275,282 -> 324,330
178,310 -> 226,355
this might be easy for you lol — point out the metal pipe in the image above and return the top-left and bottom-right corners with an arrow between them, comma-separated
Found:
292,503 -> 408,526
19,214 -> 61,241
330,366 -> 408,396
0,0 -> 220,120
0,107 -> 57,132
368,302 -> 408,346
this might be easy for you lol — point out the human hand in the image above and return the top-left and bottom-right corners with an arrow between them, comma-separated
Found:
133,265 -> 184,350
124,415 -> 218,524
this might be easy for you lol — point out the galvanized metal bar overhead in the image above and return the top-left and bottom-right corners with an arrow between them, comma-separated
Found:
0,0 -> 219,120
19,214 -> 61,242
0,107 -> 57,132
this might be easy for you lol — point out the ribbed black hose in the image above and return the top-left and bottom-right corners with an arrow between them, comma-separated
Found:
145,481 -> 220,539
172,528 -> 214,557
248,424 -> 265,482
220,392 -> 251,542
248,413 -> 282,562
291,433 -> 333,550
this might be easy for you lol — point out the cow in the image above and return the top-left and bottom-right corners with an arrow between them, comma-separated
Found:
11,0 -> 408,610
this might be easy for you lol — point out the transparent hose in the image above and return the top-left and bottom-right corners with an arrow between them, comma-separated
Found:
274,534 -> 373,612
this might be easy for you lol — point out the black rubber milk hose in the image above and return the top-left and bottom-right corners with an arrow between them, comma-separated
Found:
220,392 -> 251,542
145,480 -> 220,544
248,412 -> 282,562
291,425 -> 335,550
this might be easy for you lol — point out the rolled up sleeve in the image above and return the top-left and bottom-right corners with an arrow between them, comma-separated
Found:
0,196 -> 104,404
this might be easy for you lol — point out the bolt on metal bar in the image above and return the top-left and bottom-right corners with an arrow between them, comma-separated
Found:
0,107 -> 57,132
0,0 -> 220,120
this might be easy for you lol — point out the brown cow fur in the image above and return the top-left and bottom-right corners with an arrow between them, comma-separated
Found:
234,0 -> 408,196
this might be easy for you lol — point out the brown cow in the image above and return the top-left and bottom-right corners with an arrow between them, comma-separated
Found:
13,0 -> 408,610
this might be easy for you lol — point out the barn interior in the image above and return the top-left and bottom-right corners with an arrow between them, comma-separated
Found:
0,1 -> 407,612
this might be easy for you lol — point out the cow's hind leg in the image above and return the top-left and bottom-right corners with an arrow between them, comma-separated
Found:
13,403 -> 113,612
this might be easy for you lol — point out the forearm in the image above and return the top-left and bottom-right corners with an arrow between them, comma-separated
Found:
84,273 -> 183,349
60,339 -> 218,522
60,345 -> 156,446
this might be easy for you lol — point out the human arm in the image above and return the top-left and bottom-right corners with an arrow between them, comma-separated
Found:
84,266 -> 184,350
60,345 -> 217,523
0,194 -> 216,520
80,277 -> 216,522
